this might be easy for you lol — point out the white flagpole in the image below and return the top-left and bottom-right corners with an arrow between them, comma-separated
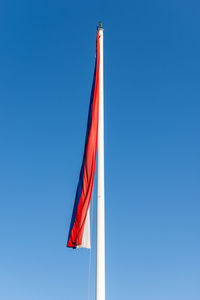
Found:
96,23 -> 105,300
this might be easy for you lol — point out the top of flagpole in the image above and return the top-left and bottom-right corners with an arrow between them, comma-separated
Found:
98,21 -> 104,31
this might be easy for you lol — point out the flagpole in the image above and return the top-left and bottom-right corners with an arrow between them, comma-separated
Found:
96,23 -> 105,300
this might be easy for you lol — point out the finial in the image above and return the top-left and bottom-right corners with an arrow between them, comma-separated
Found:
99,21 -> 103,28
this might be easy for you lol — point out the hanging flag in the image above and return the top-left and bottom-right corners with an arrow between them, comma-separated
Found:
67,29 -> 100,249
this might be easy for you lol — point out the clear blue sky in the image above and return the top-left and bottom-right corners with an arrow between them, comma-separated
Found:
0,0 -> 200,299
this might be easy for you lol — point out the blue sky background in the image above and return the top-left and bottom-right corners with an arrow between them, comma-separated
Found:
0,0 -> 200,299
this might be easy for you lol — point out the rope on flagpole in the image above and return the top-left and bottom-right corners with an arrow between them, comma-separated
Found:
87,182 -> 95,300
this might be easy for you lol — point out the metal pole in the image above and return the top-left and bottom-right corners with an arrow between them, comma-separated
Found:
96,24 -> 105,300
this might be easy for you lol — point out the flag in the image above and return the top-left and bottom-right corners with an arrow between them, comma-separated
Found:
67,29 -> 100,249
